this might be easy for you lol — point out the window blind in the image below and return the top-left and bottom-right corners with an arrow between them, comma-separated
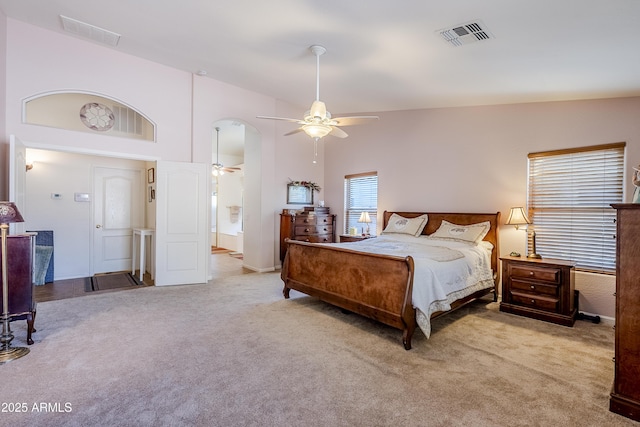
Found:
344,172 -> 378,234
527,142 -> 625,273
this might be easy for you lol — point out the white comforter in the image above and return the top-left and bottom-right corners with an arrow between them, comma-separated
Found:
329,234 -> 494,338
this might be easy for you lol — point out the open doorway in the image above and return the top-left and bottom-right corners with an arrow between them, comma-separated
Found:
24,148 -> 151,280
211,120 -> 245,256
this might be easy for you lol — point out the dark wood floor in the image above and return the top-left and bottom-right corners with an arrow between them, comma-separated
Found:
34,251 -> 249,303
33,273 -> 153,303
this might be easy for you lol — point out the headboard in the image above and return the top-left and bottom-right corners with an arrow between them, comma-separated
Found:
382,211 -> 501,286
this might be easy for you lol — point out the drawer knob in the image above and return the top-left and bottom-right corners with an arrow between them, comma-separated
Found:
305,238 -> 310,242
529,271 -> 534,276
530,285 -> 535,289
531,299 -> 535,304
305,228 -> 310,232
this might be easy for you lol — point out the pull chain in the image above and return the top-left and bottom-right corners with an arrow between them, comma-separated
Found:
313,137 -> 319,164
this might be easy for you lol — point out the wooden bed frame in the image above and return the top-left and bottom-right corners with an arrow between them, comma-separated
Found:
280,211 -> 501,350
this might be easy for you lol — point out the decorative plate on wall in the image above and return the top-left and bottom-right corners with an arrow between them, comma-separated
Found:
79,102 -> 115,131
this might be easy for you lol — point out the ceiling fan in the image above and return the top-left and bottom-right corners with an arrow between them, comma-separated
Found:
212,127 -> 241,176
257,45 -> 379,142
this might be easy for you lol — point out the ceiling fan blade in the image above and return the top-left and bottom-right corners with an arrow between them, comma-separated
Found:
332,116 -> 379,126
283,127 -> 306,136
256,115 -> 304,124
329,126 -> 348,138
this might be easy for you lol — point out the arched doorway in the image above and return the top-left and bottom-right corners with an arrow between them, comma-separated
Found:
211,119 -> 246,254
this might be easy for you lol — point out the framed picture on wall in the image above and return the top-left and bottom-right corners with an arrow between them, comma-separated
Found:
148,168 -> 155,184
287,184 -> 313,205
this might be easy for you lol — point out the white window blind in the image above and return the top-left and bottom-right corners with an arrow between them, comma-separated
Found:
527,142 -> 625,273
344,172 -> 378,234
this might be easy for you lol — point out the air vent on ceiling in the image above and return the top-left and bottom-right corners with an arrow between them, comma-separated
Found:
438,20 -> 493,47
60,15 -> 120,47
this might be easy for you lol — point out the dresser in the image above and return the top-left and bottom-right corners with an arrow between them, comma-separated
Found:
279,207 -> 336,262
500,256 -> 576,326
609,204 -> 640,422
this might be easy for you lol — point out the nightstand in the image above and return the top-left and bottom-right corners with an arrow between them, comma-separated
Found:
500,256 -> 577,327
339,234 -> 375,243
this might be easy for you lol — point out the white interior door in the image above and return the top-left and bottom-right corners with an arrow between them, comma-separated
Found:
155,161 -> 209,286
93,167 -> 143,274
9,135 -> 27,234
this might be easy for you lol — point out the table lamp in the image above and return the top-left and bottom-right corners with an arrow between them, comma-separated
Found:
358,211 -> 371,236
0,201 -> 29,364
506,206 -> 541,259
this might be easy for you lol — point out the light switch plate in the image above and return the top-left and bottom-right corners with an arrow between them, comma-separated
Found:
74,193 -> 91,202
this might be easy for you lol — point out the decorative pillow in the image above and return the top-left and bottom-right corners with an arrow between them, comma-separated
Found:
428,220 -> 491,244
381,213 -> 428,236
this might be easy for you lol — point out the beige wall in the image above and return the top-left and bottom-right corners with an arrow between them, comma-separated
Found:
323,97 -> 640,319
1,16 -> 636,318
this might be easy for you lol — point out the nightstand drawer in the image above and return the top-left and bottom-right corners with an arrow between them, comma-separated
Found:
509,265 -> 561,284
511,279 -> 559,297
511,291 -> 559,312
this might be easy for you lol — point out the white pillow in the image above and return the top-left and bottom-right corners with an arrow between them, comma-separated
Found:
381,213 -> 428,236
428,220 -> 490,244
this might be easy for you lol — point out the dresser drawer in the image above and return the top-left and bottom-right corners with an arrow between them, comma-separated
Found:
294,215 -> 333,226
510,291 -> 559,312
295,225 -> 333,236
293,234 -> 333,243
509,265 -> 561,284
511,279 -> 559,297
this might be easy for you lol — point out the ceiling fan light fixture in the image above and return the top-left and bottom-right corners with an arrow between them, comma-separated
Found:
308,100 -> 328,120
303,124 -> 332,138
212,163 -> 225,176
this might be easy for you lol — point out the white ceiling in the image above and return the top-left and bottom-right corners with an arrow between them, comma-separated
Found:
2,0 -> 640,115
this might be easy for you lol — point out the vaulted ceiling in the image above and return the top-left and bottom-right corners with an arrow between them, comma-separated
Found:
2,0 -> 640,116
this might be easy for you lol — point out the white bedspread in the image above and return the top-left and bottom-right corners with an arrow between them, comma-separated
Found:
328,234 -> 494,338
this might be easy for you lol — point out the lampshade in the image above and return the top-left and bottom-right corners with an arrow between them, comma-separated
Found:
303,124 -> 332,138
0,202 -> 24,224
358,212 -> 371,223
506,207 -> 530,229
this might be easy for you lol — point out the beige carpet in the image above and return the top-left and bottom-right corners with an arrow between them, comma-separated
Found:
1,272 -> 636,426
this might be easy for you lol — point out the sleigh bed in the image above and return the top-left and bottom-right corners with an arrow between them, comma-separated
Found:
280,211 -> 501,350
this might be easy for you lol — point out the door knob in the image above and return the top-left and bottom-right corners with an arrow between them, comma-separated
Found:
96,225 -> 102,228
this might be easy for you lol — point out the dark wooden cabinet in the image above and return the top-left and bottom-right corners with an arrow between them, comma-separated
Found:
0,234 -> 36,345
280,207 -> 336,262
500,256 -> 576,326
610,204 -> 640,422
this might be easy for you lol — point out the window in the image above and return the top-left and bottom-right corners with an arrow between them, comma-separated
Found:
344,172 -> 378,235
527,142 -> 625,273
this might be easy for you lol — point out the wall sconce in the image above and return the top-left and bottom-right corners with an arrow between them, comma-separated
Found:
358,211 -> 371,236
506,207 -> 541,259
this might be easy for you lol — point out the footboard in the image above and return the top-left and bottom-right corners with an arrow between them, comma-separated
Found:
281,239 -> 417,350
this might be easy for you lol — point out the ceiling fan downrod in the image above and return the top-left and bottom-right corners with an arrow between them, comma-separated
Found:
310,45 -> 326,102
